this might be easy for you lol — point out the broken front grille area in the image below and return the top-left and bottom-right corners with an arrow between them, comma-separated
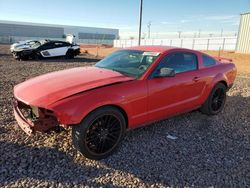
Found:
17,100 -> 38,121
14,99 -> 59,133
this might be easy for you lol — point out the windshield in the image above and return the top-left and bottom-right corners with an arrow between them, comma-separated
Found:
31,41 -> 42,48
95,50 -> 160,78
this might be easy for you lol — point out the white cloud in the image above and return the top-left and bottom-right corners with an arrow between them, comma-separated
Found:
204,15 -> 238,21
160,21 -> 176,25
180,19 -> 192,23
99,24 -> 138,31
160,20 -> 192,25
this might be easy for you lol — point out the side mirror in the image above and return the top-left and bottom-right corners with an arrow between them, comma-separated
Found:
154,67 -> 175,78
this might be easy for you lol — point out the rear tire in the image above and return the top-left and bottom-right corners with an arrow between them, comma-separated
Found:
200,83 -> 227,115
72,106 -> 126,160
65,50 -> 74,59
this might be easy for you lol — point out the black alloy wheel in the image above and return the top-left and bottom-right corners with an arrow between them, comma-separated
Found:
65,50 -> 74,59
85,114 -> 122,154
200,83 -> 227,115
211,87 -> 226,112
72,106 -> 126,160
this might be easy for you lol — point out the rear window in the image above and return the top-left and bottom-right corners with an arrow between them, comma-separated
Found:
202,55 -> 216,67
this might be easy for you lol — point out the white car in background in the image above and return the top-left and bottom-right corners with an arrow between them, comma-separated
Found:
11,39 -> 80,60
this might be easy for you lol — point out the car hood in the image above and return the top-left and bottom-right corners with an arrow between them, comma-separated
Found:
13,45 -> 37,52
14,66 -> 135,107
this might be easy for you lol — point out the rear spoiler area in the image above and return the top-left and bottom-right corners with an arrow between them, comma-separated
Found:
214,56 -> 233,63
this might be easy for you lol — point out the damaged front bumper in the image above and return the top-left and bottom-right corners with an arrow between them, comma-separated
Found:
13,99 -> 59,136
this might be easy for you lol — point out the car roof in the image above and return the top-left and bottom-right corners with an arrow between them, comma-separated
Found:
124,45 -> 178,53
53,40 -> 67,43
50,40 -> 69,44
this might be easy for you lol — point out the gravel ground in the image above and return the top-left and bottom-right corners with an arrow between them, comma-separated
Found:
0,44 -> 249,187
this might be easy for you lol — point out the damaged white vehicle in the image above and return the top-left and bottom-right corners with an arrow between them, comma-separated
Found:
11,35 -> 80,60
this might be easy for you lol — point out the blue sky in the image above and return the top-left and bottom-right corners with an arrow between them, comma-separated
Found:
0,0 -> 249,37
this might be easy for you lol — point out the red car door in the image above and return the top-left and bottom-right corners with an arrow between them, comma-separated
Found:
147,51 -> 206,122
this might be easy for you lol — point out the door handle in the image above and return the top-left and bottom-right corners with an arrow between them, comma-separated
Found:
193,76 -> 200,82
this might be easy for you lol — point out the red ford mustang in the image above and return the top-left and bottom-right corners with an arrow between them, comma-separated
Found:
13,46 -> 237,159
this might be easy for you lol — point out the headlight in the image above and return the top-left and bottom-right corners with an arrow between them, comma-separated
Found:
31,106 -> 39,117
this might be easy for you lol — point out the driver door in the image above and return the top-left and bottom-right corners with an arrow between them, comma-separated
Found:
48,42 -> 69,57
147,51 -> 204,122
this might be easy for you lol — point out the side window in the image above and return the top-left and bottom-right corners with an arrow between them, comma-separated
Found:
157,52 -> 198,74
54,42 -> 63,47
54,42 -> 70,47
39,42 -> 55,50
202,55 -> 216,67
64,42 -> 71,47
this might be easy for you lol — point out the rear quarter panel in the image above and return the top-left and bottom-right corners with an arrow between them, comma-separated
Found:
198,61 -> 237,105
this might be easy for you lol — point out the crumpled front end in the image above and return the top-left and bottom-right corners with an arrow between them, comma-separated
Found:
13,98 -> 59,135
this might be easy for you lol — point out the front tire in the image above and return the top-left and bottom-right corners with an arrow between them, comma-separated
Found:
32,52 -> 41,60
72,106 -> 126,160
200,83 -> 227,115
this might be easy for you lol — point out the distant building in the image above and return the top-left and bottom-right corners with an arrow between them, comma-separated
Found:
236,12 -> 250,53
0,20 -> 119,45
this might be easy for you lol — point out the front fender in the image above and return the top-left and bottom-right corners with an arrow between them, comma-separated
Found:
49,89 -> 129,125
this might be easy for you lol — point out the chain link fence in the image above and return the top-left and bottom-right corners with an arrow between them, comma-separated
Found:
114,37 -> 237,51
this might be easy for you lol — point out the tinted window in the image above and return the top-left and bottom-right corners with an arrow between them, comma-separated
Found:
202,55 -> 216,67
60,41 -> 71,47
54,42 -> 67,47
157,52 -> 198,74
38,42 -> 55,50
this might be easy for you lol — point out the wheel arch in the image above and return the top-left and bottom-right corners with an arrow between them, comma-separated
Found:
200,79 -> 228,115
217,80 -> 228,89
211,73 -> 229,90
200,74 -> 229,105
66,48 -> 75,53
82,104 -> 129,129
208,78 -> 228,98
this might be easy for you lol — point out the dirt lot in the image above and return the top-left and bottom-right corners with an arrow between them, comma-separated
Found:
81,45 -> 117,58
0,44 -> 249,187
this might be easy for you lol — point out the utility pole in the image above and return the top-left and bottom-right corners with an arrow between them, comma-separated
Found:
138,0 -> 143,46
177,31 -> 182,38
198,29 -> 201,38
220,28 -> 223,37
147,21 -> 151,39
